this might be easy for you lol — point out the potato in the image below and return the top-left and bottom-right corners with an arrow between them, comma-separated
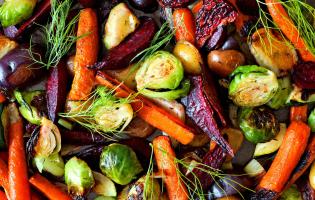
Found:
173,40 -> 202,75
207,50 -> 245,77
104,64 -> 138,90
0,36 -> 17,59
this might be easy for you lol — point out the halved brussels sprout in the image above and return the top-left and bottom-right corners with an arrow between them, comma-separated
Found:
280,185 -> 302,200
308,108 -> 315,132
239,107 -> 280,144
99,143 -> 143,185
228,65 -> 279,107
33,153 -> 65,177
267,76 -> 292,109
65,157 -> 95,196
287,85 -> 315,104
0,0 -> 37,27
104,3 -> 140,49
136,51 -> 187,100
92,171 -> 117,197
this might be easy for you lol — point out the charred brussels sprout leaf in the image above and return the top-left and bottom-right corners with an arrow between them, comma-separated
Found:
136,51 -> 188,100
267,76 -> 292,109
239,107 -> 280,144
99,143 -> 143,185
0,0 -> 37,27
228,65 -> 279,107
33,153 -> 65,177
65,157 -> 95,196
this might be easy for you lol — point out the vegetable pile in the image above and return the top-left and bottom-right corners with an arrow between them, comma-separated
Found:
0,0 -> 314,199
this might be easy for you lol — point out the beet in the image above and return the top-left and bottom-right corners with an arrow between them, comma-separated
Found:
157,0 -> 194,8
61,130 -> 109,145
0,45 -> 44,89
292,61 -> 315,89
46,60 -> 68,122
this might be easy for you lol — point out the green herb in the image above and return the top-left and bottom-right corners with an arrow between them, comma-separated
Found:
29,0 -> 80,69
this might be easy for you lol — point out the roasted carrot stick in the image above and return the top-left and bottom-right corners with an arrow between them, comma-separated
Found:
258,121 -> 310,193
173,8 -> 196,44
153,136 -> 188,200
95,72 -> 195,144
191,0 -> 202,16
68,8 -> 99,101
265,0 -> 315,62
0,159 -> 8,194
29,173 -> 72,200
0,191 -> 7,200
0,94 -> 6,104
290,105 -> 308,122
7,103 -> 31,200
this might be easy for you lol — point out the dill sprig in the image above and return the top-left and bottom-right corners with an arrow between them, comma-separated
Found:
59,86 -> 135,140
29,0 -> 80,69
252,0 -> 315,55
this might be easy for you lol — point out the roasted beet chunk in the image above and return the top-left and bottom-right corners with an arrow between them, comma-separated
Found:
292,61 -> 315,89
196,0 -> 237,48
158,0 -> 194,8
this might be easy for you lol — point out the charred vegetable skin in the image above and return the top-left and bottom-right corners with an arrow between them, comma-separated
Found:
239,107 -> 279,144
158,0 -> 194,8
195,0 -> 237,48
93,17 -> 157,70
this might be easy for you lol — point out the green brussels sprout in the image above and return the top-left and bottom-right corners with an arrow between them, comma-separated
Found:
308,108 -> 315,132
33,153 -> 65,177
239,107 -> 280,144
65,157 -> 95,196
99,143 -> 143,185
287,85 -> 315,104
0,0 -> 37,27
228,65 -> 279,107
92,171 -> 117,197
280,185 -> 302,200
267,76 -> 292,109
135,51 -> 188,100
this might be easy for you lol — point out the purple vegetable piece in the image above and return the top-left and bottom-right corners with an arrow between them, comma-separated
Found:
61,130 -> 109,145
46,60 -> 68,122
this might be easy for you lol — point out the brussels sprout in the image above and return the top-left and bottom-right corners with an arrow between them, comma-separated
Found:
118,176 -> 161,200
33,153 -> 65,177
99,143 -> 143,185
65,157 -> 95,196
287,85 -> 315,104
239,107 -> 280,144
92,171 -> 117,197
136,51 -> 187,100
280,185 -> 302,200
228,65 -> 279,107
267,76 -> 292,109
308,108 -> 315,132
0,0 -> 37,27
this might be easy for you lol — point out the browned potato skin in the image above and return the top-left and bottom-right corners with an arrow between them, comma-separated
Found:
66,55 -> 75,77
207,50 -> 245,77
105,64 -> 138,90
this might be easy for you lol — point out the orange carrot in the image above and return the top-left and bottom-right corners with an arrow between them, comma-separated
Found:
68,8 -> 99,101
153,136 -> 188,200
29,173 -> 72,200
0,94 -> 6,104
173,8 -> 196,44
0,159 -> 8,194
265,0 -> 315,62
0,191 -> 7,200
95,71 -> 195,144
7,103 -> 31,200
191,0 -> 202,16
290,105 -> 308,122
258,121 -> 310,193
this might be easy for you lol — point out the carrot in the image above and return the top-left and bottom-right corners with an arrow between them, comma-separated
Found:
95,72 -> 195,144
0,191 -> 7,200
191,0 -> 202,16
258,121 -> 310,193
153,136 -> 188,200
7,103 -> 31,200
68,8 -> 99,101
0,159 -> 8,194
29,173 -> 72,200
173,8 -> 196,44
265,0 -> 315,62
290,105 -> 308,122
0,152 -> 7,163
0,94 -> 6,104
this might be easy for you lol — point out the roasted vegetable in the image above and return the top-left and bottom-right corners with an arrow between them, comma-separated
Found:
94,17 -> 157,70
92,171 -> 117,197
0,36 -> 17,59
244,159 -> 266,178
267,76 -> 292,109
280,185 -> 302,200
104,3 -> 140,49
0,104 -> 5,149
249,28 -> 298,76
99,143 -> 143,185
136,51 -> 189,100
128,0 -> 158,13
65,157 -> 95,196
308,108 -> 315,132
33,153 -> 64,177
228,65 -> 279,107
254,123 -> 286,157
310,161 -> 315,190
195,0 -> 237,48
158,0 -> 194,8
292,61 -> 315,89
207,50 -> 245,77
239,107 -> 280,144
173,40 -> 202,75
0,0 -> 37,27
